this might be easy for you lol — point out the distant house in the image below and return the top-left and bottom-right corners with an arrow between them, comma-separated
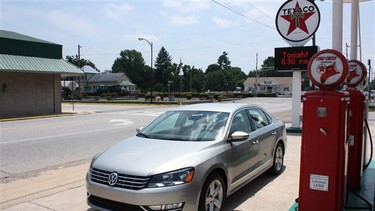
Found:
243,77 -> 293,95
87,73 -> 136,94
81,65 -> 100,92
62,65 -> 99,95
0,30 -> 82,118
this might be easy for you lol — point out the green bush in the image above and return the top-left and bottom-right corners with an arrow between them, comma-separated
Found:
153,83 -> 165,92
186,93 -> 192,100
199,93 -> 209,99
145,93 -> 155,100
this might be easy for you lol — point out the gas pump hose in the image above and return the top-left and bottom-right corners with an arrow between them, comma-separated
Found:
363,119 -> 373,170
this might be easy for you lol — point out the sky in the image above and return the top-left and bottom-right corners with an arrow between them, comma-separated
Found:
1,0 -> 374,75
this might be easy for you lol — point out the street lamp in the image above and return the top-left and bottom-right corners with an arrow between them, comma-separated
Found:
138,37 -> 153,104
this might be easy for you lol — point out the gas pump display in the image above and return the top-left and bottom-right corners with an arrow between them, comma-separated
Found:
298,49 -> 349,211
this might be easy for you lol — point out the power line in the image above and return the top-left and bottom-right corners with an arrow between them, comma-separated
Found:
212,0 -> 276,30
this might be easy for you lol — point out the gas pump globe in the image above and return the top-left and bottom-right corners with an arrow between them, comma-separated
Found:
298,49 -> 349,211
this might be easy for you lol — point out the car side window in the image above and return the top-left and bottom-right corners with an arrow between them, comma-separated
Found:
229,110 -> 251,134
248,108 -> 269,130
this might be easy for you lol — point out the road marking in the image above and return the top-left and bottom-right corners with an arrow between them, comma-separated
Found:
109,119 -> 133,126
0,124 -> 142,146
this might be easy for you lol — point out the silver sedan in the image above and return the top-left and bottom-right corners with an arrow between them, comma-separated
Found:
86,103 -> 287,211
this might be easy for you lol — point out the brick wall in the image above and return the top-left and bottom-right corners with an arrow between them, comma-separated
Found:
0,72 -> 61,118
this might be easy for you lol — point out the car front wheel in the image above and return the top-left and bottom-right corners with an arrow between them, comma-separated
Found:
270,142 -> 284,175
198,173 -> 226,211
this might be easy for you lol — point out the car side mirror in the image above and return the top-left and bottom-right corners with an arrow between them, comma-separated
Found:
136,127 -> 144,134
228,131 -> 249,142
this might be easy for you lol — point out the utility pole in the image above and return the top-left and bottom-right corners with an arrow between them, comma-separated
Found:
77,44 -> 82,101
78,45 -> 82,67
368,59 -> 372,94
255,53 -> 258,97
346,43 -> 350,59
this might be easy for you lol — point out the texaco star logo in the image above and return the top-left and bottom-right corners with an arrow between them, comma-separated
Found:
276,0 -> 320,46
281,2 -> 315,36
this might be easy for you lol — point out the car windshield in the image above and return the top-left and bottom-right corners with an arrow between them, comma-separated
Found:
139,110 -> 229,141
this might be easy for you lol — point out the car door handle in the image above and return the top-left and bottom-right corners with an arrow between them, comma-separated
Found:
252,140 -> 259,145
271,131 -> 277,135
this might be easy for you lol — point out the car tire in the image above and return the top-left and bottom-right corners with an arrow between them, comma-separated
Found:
198,173 -> 226,211
269,142 -> 284,175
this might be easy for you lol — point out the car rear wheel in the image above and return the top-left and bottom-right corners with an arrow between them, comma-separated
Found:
270,142 -> 284,175
198,173 -> 226,211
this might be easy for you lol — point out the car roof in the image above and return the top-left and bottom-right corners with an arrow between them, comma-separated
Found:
172,103 -> 260,113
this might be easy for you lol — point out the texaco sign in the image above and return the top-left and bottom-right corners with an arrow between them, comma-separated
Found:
276,0 -> 320,47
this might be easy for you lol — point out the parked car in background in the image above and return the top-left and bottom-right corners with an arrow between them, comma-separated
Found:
86,103 -> 287,211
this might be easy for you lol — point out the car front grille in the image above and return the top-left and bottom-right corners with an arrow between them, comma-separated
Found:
90,168 -> 150,190
88,195 -> 144,211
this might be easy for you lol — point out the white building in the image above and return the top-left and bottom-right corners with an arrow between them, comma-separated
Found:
243,77 -> 293,95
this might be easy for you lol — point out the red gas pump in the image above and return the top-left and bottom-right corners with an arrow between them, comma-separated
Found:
298,49 -> 349,211
345,60 -> 367,190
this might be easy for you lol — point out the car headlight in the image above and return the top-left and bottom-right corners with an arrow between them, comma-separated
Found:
147,167 -> 195,188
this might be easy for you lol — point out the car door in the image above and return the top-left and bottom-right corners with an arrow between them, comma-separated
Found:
226,110 -> 259,190
247,108 -> 277,166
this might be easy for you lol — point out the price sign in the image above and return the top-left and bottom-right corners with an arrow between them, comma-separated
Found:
275,46 -> 318,71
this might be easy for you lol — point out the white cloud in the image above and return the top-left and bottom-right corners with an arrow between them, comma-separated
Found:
184,0 -> 210,12
46,10 -> 100,35
105,3 -> 134,19
212,17 -> 236,28
170,15 -> 198,26
163,0 -> 183,9
163,0 -> 210,12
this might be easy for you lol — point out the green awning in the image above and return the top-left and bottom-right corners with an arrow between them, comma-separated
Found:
0,54 -> 83,75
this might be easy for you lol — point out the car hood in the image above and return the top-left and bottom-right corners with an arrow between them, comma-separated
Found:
93,136 -> 219,176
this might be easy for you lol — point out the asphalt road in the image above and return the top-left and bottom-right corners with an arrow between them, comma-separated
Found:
0,98 -> 292,182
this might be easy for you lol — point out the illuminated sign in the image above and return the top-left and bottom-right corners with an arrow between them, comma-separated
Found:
275,46 -> 318,71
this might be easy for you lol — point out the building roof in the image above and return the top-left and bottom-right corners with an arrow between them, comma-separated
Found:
0,30 -> 62,59
82,65 -> 100,74
0,54 -> 83,75
88,73 -> 125,83
0,30 -> 59,45
119,81 -> 135,86
244,77 -> 293,85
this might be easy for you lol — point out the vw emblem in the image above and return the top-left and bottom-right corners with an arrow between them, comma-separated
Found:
108,172 -> 118,186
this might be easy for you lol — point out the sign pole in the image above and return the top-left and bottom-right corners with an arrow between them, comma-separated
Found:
291,69 -> 302,131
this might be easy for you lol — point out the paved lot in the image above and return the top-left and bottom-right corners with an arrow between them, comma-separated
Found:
0,132 -> 302,211
1,102 -> 374,211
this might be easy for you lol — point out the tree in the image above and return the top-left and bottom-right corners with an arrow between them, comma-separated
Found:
66,55 -> 97,69
112,49 -> 149,90
204,52 -> 245,91
154,47 -> 173,85
217,51 -> 231,69
248,56 -> 291,77
260,56 -> 274,70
